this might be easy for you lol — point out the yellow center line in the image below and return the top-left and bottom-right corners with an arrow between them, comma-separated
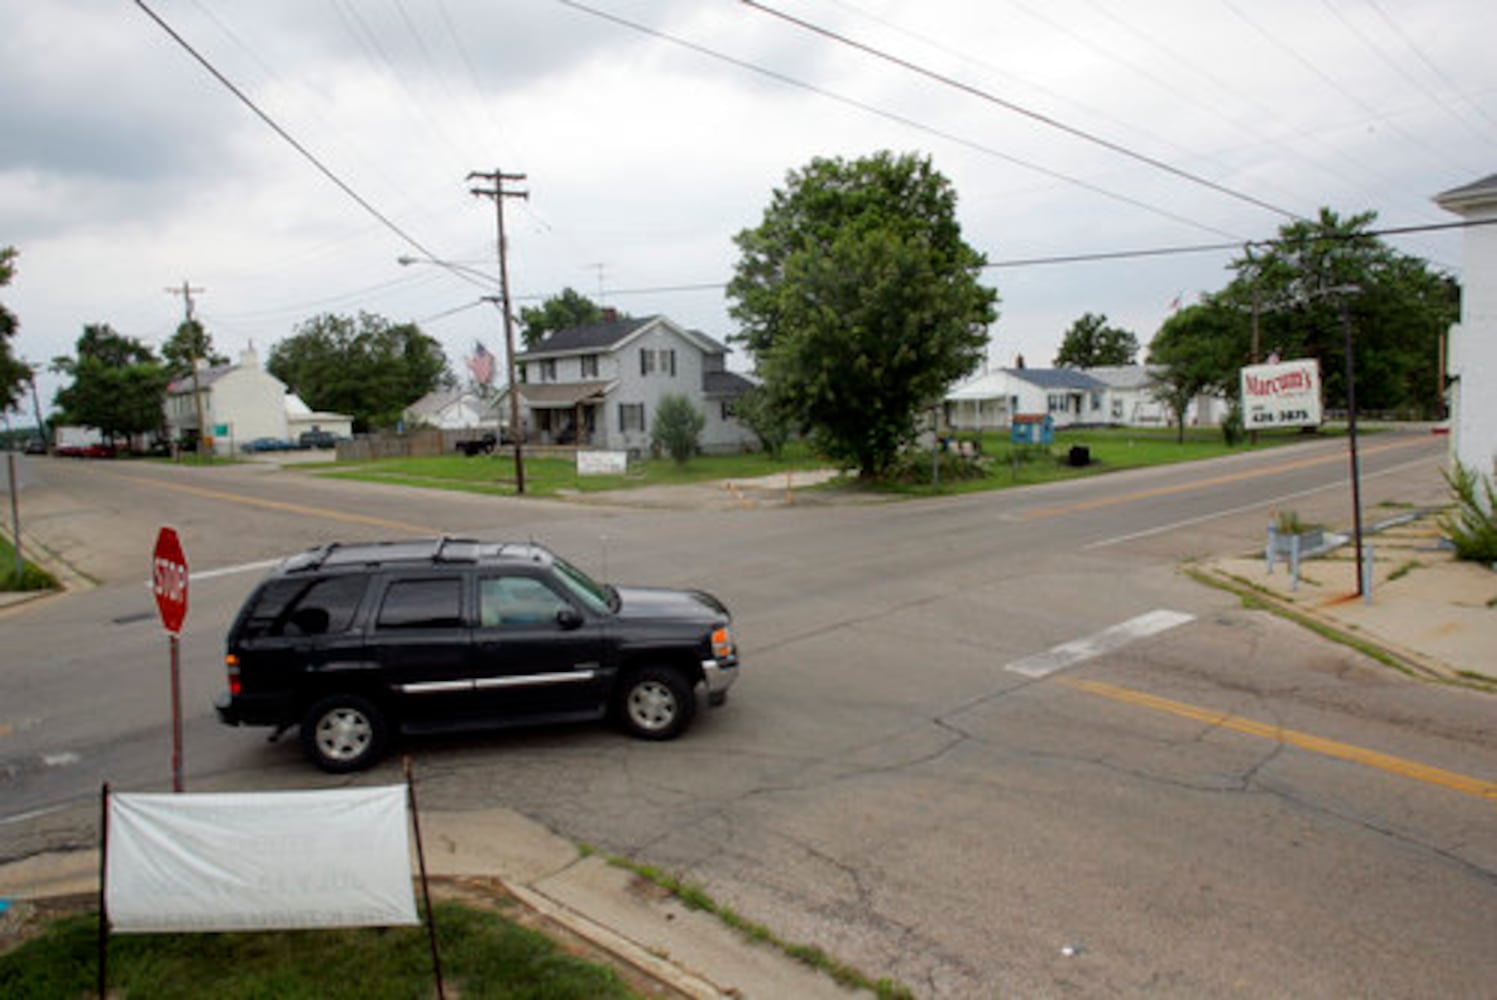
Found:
111,473 -> 440,536
1020,435 -> 1434,520
1059,677 -> 1497,802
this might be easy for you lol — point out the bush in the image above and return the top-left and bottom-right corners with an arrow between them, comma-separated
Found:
651,393 -> 706,465
1221,403 -> 1244,446
884,448 -> 988,485
1440,463 -> 1497,563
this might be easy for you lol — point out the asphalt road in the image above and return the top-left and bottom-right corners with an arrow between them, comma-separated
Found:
3,432 -> 1493,998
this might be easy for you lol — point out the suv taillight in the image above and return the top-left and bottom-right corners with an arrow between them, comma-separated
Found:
225,654 -> 241,696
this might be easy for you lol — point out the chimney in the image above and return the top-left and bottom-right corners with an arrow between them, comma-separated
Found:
239,346 -> 259,369
601,307 -> 618,322
1015,353 -> 1026,369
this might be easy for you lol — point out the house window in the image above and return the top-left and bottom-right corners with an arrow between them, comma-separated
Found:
1047,394 -> 1065,413
580,354 -> 598,378
639,348 -> 676,377
1111,399 -> 1124,419
619,403 -> 645,432
1091,392 -> 1102,412
721,401 -> 735,420
539,359 -> 557,382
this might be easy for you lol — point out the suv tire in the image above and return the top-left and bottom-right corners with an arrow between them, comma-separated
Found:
301,693 -> 388,773
618,666 -> 695,740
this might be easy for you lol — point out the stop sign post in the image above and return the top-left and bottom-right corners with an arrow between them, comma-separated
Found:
153,527 -> 189,791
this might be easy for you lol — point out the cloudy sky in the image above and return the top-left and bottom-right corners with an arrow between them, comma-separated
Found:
5,0 -> 1495,420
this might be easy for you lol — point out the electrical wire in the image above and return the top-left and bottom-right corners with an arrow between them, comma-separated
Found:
739,0 -> 1300,221
554,0 -> 1246,240
132,0 -> 479,288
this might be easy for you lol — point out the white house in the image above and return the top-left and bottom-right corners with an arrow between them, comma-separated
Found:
946,364 -> 1226,432
402,387 -> 500,431
945,367 -> 1109,430
164,347 -> 351,455
1435,172 -> 1497,479
516,314 -> 756,454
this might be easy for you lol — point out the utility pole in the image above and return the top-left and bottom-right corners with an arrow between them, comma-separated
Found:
468,169 -> 528,494
165,281 -> 208,460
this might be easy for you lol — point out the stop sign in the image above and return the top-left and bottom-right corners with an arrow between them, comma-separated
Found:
153,527 -> 189,634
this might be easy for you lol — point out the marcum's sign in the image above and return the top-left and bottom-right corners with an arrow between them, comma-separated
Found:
1241,359 -> 1323,429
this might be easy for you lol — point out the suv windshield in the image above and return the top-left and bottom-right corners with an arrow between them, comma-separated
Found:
551,555 -> 614,614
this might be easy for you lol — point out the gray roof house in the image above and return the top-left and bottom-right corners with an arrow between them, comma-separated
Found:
945,367 -> 1109,429
515,314 -> 756,454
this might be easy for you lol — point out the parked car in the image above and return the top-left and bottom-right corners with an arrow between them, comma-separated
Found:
454,432 -> 498,456
243,437 -> 292,453
215,539 -> 739,772
298,429 -> 338,449
23,438 -> 46,455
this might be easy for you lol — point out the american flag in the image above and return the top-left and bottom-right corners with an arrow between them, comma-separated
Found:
467,341 -> 495,386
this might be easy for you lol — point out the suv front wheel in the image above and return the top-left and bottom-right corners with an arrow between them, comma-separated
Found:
301,693 -> 388,772
618,667 -> 695,741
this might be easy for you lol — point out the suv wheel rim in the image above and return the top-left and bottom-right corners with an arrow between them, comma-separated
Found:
316,707 -> 371,761
627,680 -> 676,731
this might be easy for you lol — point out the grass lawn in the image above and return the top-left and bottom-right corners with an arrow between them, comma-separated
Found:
303,426 -> 1338,500
0,536 -> 56,592
315,441 -> 831,498
0,900 -> 642,1000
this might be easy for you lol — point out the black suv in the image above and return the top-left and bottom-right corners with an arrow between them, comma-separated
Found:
215,539 -> 739,771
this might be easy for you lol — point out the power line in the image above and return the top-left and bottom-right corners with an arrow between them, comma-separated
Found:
739,0 -> 1301,221
556,0 -> 1244,240
132,0 -> 456,273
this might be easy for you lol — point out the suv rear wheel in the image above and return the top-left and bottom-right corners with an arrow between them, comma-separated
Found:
301,693 -> 387,772
618,667 -> 695,740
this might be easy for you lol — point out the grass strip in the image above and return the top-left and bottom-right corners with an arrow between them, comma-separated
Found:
0,535 -> 57,592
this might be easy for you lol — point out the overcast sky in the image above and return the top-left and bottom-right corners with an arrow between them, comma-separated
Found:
5,0 -> 1495,421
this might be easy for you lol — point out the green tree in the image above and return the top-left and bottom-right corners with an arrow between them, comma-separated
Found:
729,151 -> 998,479
519,288 -> 618,350
1147,302 -> 1247,443
1,247 -> 34,412
1221,208 -> 1457,416
51,324 -> 171,443
1054,312 -> 1139,367
162,319 -> 228,377
732,384 -> 793,459
268,312 -> 450,432
651,393 -> 706,464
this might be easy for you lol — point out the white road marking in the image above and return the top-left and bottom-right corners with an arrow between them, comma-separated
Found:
0,804 -> 70,827
1004,610 -> 1195,678
140,557 -> 281,590
41,752 -> 81,768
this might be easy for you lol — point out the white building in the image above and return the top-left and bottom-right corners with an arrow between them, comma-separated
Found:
945,365 -> 1225,431
402,387 -> 500,431
1435,172 -> 1497,479
164,348 -> 352,456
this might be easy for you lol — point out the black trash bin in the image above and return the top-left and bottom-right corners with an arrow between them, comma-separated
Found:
1068,445 -> 1091,467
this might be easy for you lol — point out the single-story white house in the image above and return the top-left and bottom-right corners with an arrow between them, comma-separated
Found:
1435,172 -> 1497,479
946,364 -> 1226,432
402,387 -> 501,431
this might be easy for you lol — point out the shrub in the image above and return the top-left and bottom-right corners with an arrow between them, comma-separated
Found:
651,393 -> 706,465
1440,463 -> 1497,563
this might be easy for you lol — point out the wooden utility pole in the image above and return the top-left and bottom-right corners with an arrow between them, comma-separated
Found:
165,281 -> 208,458
468,169 -> 528,494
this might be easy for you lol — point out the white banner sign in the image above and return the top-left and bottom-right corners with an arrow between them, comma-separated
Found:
576,449 -> 629,476
1241,358 -> 1323,429
106,786 -> 418,933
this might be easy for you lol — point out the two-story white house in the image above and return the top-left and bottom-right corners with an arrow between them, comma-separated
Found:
164,347 -> 353,455
1435,172 -> 1497,479
515,314 -> 756,454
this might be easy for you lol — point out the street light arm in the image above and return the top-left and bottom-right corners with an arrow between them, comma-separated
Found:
396,255 -> 501,291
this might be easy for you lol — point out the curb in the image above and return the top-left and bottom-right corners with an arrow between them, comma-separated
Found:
1191,561 -> 1462,683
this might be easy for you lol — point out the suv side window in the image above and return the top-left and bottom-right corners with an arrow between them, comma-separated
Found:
377,578 -> 464,629
479,575 -> 571,628
239,576 -> 366,638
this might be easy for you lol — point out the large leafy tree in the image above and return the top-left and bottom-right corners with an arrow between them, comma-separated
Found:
1054,312 -> 1139,367
1148,302 -> 1248,442
268,312 -> 450,431
51,324 -> 171,442
162,319 -> 228,377
519,288 -> 618,350
1,246 -> 33,413
1217,208 -> 1457,415
729,151 -> 998,478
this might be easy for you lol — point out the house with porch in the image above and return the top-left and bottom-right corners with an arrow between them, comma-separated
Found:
1435,172 -> 1497,478
945,366 -> 1108,431
515,314 -> 756,454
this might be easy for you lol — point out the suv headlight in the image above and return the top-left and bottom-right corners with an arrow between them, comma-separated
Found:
710,626 -> 736,661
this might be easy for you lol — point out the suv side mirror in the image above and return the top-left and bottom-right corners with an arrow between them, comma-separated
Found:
556,608 -> 584,631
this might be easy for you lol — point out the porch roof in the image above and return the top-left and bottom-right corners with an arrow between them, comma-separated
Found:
518,380 -> 614,409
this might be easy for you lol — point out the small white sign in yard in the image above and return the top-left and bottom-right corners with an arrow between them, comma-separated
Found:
577,450 -> 629,476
